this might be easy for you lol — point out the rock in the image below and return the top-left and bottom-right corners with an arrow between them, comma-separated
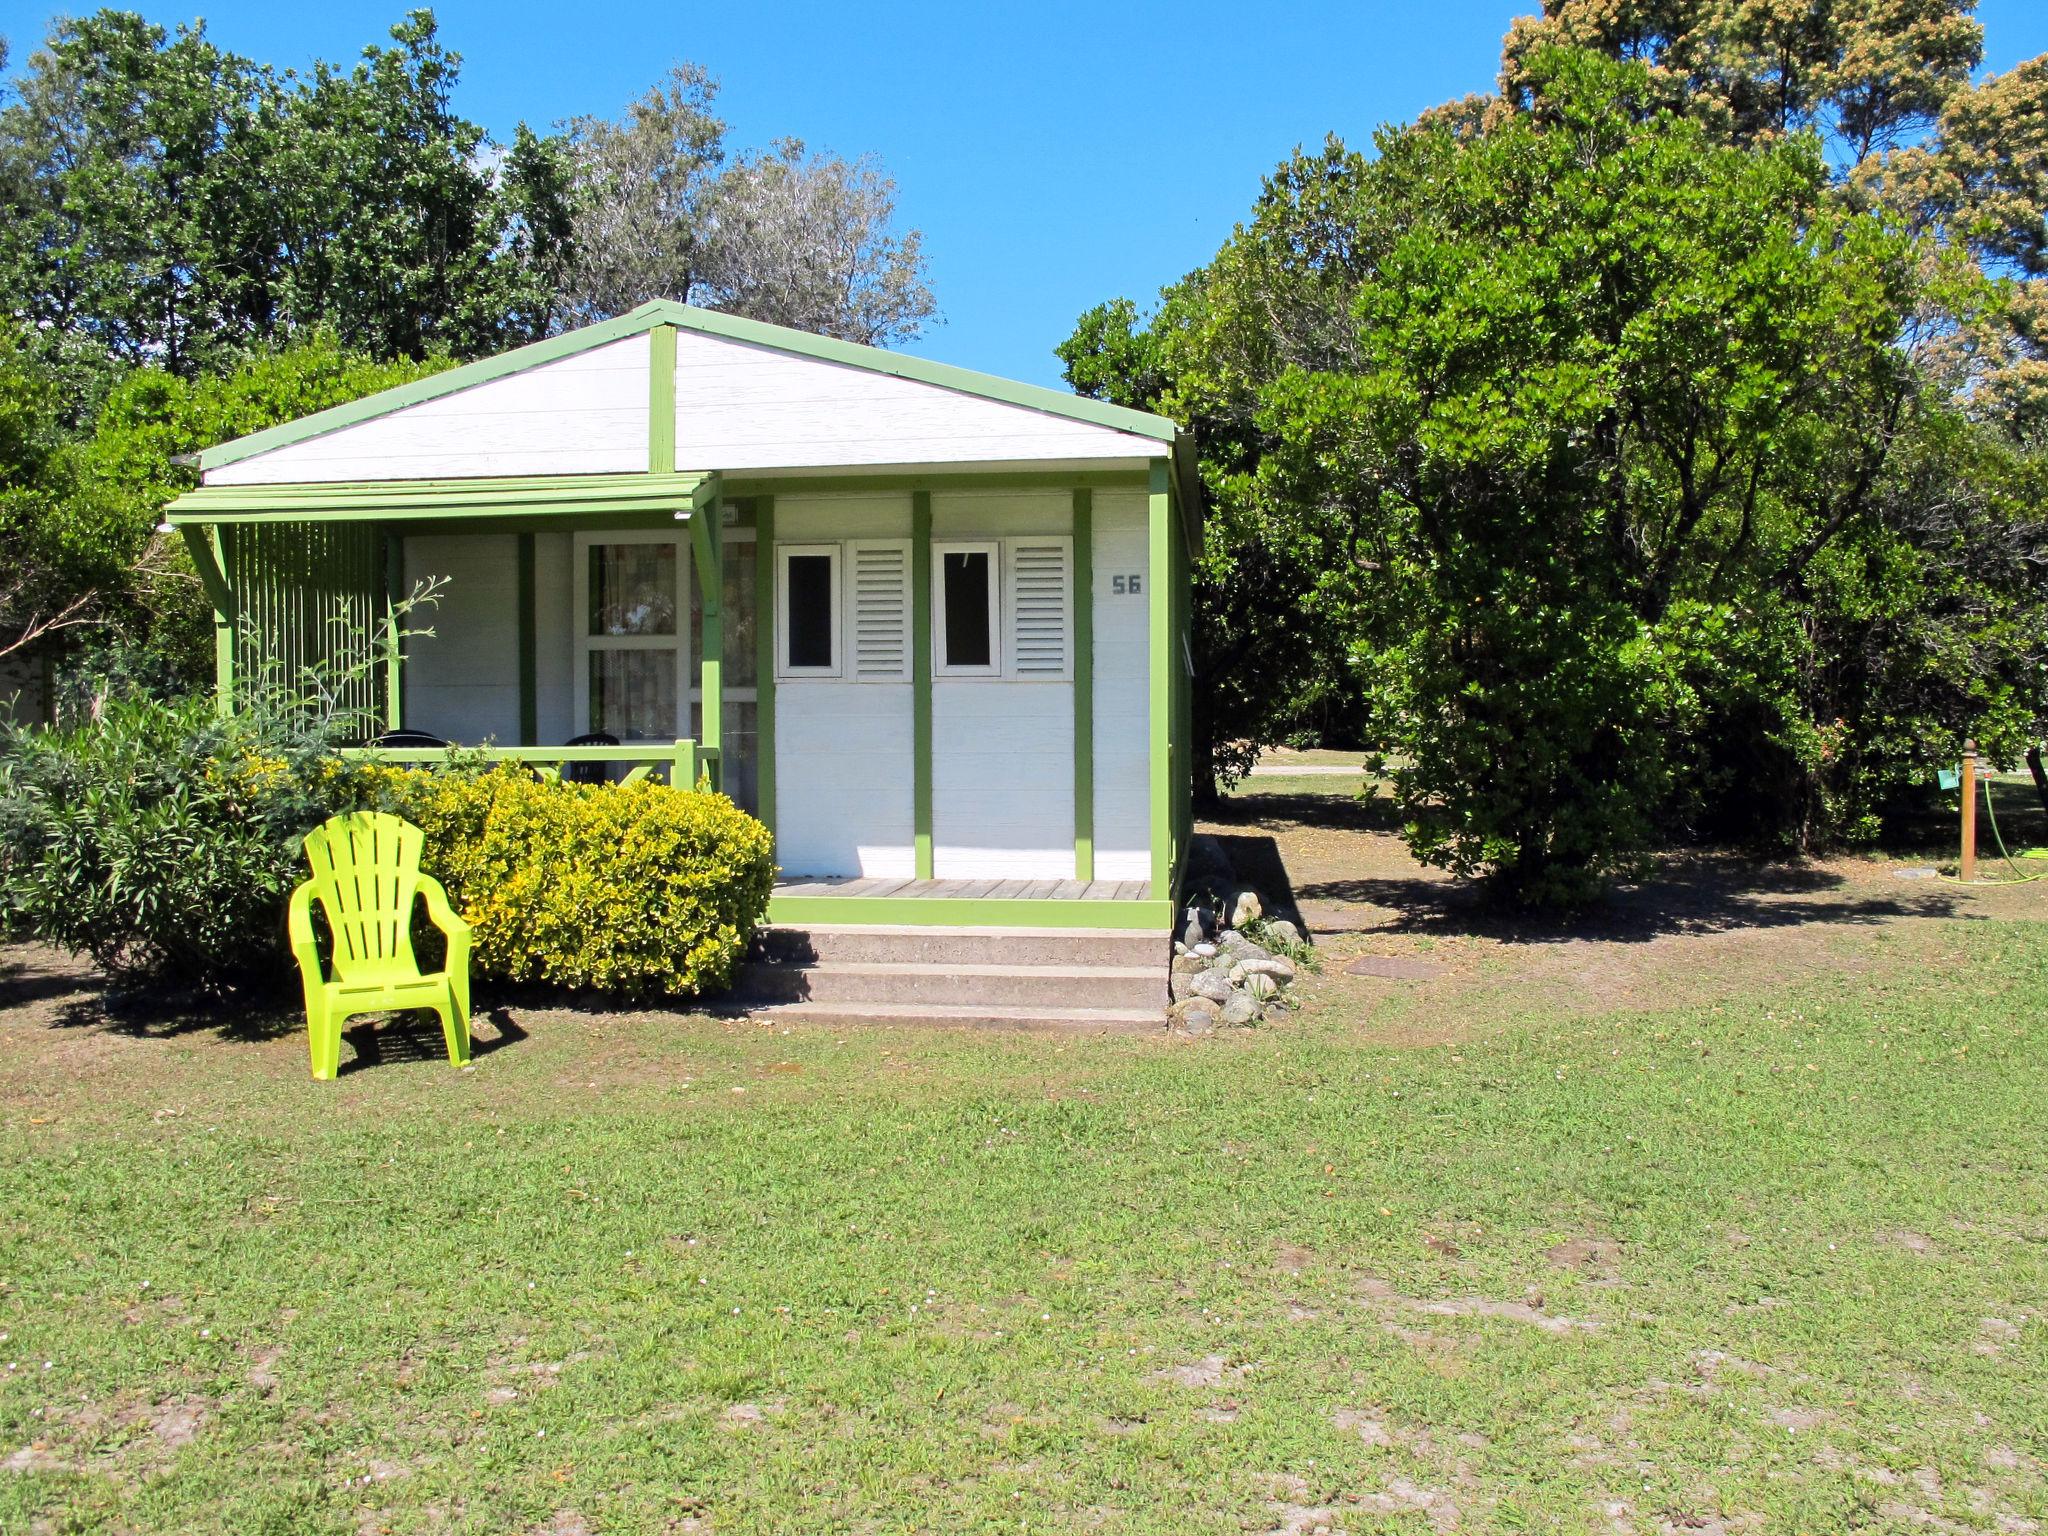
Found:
1189,970 -> 1234,1004
1229,888 -> 1264,928
1174,940 -> 1188,955
1264,918 -> 1304,949
1244,971 -> 1280,1003
1191,942 -> 1218,959
1181,904 -> 1219,948
1171,951 -> 1205,975
1219,930 -> 1271,961
1169,970 -> 1196,1003
1238,955 -> 1295,984
1220,992 -> 1261,1027
1172,1000 -> 1219,1036
1227,962 -> 1247,986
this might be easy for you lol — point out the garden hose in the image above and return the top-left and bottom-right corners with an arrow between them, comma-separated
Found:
1943,768 -> 2048,885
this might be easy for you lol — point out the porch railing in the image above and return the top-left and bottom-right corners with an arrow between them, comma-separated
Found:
340,738 -> 718,790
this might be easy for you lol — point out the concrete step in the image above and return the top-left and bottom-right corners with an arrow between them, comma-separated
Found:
734,1000 -> 1163,1034
733,960 -> 1166,1012
754,924 -> 1168,969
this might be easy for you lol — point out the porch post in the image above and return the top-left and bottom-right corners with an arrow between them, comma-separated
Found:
382,530 -> 404,733
912,490 -> 934,879
690,506 -> 722,790
1148,461 -> 1172,899
178,524 -> 237,718
753,496 -> 777,832
1072,488 -> 1094,883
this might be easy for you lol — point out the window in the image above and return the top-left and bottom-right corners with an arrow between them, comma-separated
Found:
777,544 -> 840,677
934,541 -> 999,676
575,533 -> 686,740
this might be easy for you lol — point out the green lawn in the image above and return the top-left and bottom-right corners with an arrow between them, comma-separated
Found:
2,837 -> 2045,1533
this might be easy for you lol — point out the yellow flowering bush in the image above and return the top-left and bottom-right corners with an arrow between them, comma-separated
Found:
385,766 -> 774,999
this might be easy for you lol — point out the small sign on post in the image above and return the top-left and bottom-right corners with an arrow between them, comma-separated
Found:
1961,739 -> 1978,883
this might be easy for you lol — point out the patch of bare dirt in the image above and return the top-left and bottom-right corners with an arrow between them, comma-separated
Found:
1357,1273 -> 1599,1336
1546,1236 -> 1623,1281
1153,1353 -> 1248,1389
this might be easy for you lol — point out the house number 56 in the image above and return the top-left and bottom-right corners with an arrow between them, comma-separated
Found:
1111,574 -> 1143,595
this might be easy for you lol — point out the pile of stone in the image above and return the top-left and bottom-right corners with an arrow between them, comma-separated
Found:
1167,886 -> 1303,1034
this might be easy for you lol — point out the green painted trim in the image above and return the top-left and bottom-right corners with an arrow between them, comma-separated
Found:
516,532 -> 537,744
383,532 -> 404,732
197,308 -> 669,470
690,500 -> 722,787
178,525 -> 236,717
1147,462 -> 1172,899
766,895 -> 1174,931
754,496 -> 777,835
911,491 -> 934,880
716,468 -> 1157,498
648,323 -> 677,475
195,300 -> 1175,474
166,471 -> 718,525
1071,488 -> 1095,883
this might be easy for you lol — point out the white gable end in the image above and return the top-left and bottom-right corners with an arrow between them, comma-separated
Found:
670,329 -> 1162,470
207,335 -> 653,486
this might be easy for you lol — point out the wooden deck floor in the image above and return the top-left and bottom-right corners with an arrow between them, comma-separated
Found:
772,876 -> 1153,902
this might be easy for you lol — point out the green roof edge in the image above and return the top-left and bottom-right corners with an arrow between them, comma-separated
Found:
198,300 -> 1179,474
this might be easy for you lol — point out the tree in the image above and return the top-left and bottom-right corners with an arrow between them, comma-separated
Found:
0,9 -> 571,375
553,67 -> 937,344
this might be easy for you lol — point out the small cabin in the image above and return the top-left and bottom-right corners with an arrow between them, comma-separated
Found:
167,301 -> 1197,936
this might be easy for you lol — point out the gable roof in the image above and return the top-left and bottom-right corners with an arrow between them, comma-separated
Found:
198,299 -> 1179,474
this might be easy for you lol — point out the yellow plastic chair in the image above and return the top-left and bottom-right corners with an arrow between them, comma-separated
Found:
288,812 -> 471,1081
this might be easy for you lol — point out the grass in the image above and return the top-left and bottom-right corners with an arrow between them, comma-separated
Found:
2,817 -> 2046,1532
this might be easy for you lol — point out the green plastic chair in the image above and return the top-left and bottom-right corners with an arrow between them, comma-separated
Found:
288,812 -> 472,1081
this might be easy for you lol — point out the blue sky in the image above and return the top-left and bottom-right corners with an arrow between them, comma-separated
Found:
6,1 -> 2048,386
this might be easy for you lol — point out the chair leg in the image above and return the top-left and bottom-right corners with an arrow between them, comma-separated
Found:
438,985 -> 471,1068
308,995 -> 340,1082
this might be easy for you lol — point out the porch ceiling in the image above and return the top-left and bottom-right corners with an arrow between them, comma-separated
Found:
162,470 -> 720,526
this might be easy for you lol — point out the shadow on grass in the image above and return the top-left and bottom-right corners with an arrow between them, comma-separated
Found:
336,1006 -> 527,1076
1293,853 -> 1967,946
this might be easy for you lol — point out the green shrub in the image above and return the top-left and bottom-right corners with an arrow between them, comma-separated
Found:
385,766 -> 774,999
0,696 -> 387,992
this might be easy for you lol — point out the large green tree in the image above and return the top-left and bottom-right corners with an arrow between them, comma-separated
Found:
1066,47 -> 2048,899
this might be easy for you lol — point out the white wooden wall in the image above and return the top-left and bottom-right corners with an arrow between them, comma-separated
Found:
1091,492 -> 1152,881
929,490 -> 1075,879
773,494 -> 917,878
403,534 -> 522,743
209,336 -> 652,485
673,330 -> 1163,470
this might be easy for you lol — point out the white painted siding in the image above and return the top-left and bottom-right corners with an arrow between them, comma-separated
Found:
674,329 -> 1163,470
209,336 -> 652,485
1091,492 -> 1151,882
772,494 -> 916,877
775,683 -> 915,877
932,682 -> 1074,879
929,490 -> 1075,879
404,534 -> 521,744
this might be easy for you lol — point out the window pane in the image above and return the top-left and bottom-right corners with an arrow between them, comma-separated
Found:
589,544 -> 677,637
691,701 -> 758,814
786,554 -> 834,669
590,650 -> 676,739
943,551 -> 992,668
690,538 -> 757,690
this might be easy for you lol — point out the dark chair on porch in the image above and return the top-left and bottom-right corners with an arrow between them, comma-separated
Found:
561,732 -> 620,785
368,729 -> 450,750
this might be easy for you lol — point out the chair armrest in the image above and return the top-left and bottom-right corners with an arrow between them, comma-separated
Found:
287,881 -> 324,980
416,874 -> 472,942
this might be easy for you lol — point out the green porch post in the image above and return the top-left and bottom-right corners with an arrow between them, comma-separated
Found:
691,507 -> 722,789
1148,462 -> 1172,899
912,490 -> 934,879
1072,488 -> 1094,883
178,524 -> 237,718
754,496 -> 777,831
382,530 -> 404,732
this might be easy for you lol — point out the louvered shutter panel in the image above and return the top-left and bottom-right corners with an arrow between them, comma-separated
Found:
1007,537 -> 1071,680
849,540 -> 911,681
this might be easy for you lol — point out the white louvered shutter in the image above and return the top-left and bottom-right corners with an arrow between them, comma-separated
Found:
848,539 -> 911,681
1006,537 -> 1071,680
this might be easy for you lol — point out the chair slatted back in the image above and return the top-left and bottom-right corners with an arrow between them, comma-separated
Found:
301,812 -> 426,981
